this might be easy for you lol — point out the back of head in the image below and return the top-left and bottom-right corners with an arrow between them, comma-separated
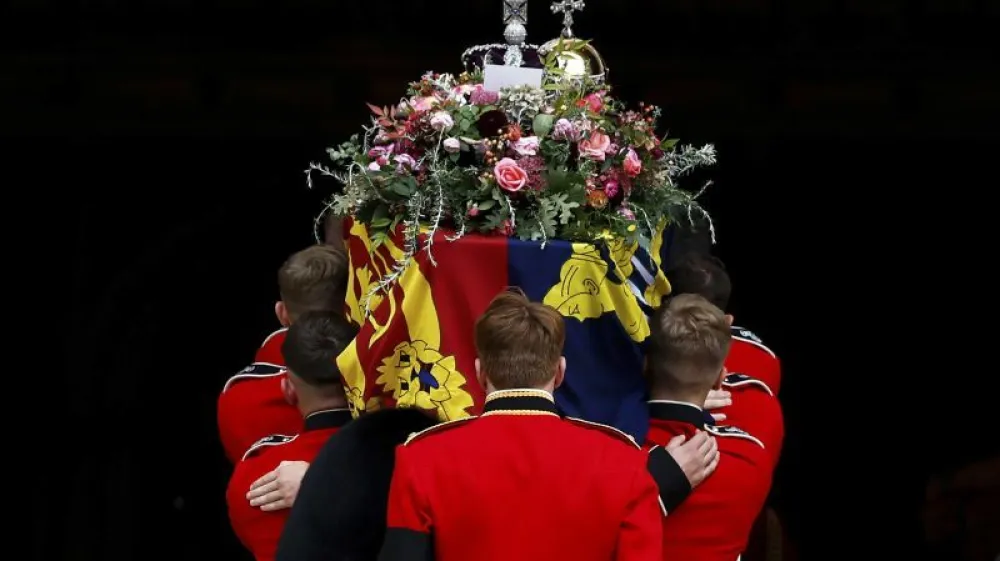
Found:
278,245 -> 349,321
282,311 -> 358,393
646,294 -> 732,397
276,408 -> 437,561
664,252 -> 732,311
474,288 -> 565,390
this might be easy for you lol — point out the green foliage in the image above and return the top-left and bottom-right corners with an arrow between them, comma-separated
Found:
310,70 -> 717,266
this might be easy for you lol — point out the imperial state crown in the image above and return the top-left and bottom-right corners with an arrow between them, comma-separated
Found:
461,0 -> 606,83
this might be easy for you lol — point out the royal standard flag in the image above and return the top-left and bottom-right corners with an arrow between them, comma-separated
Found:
336,217 -> 676,441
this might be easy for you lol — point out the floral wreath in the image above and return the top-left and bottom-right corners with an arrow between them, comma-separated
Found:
308,42 -> 717,310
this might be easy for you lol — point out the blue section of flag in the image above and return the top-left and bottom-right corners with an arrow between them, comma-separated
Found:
507,238 -> 651,442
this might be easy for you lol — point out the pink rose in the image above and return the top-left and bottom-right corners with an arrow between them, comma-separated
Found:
623,148 -> 642,177
443,137 -> 461,153
394,154 -> 418,171
579,131 -> 612,161
512,136 -> 540,156
493,158 -> 528,192
584,91 -> 605,112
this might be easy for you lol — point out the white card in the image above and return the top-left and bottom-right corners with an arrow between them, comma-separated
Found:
483,64 -> 544,92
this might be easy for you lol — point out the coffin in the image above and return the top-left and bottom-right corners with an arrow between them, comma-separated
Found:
335,216 -> 683,440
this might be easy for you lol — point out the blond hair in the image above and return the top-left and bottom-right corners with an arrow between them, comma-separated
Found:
646,293 -> 732,393
278,245 -> 349,321
474,288 -> 565,389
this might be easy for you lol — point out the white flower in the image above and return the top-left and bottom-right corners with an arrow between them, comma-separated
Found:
429,111 -> 455,132
367,162 -> 381,171
443,137 -> 461,153
512,136 -> 540,156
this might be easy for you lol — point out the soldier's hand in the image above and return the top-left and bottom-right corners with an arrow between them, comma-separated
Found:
703,389 -> 732,422
247,460 -> 310,512
665,431 -> 719,488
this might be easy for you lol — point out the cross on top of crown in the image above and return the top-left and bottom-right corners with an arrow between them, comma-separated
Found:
503,0 -> 528,24
551,0 -> 585,38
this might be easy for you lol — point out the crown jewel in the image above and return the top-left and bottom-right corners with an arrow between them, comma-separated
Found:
551,0 -> 585,38
538,0 -> 606,82
502,0 -> 528,66
463,0 -> 541,71
462,0 -> 605,81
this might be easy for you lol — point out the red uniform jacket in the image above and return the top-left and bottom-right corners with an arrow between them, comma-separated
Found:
645,401 -> 776,561
379,389 -> 663,561
218,328 -> 301,463
725,326 -> 781,396
254,327 -> 288,365
226,408 -> 352,561
720,373 -> 784,468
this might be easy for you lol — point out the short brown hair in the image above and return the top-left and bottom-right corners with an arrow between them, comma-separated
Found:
646,293 -> 731,394
474,288 -> 565,390
278,245 -> 349,321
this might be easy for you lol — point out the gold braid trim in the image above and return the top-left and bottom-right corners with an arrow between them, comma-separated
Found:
480,410 -> 559,417
484,389 -> 555,403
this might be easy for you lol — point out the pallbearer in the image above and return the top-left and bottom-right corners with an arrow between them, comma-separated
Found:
664,252 -> 783,395
226,312 -> 357,561
217,244 -> 348,463
379,289 -> 663,561
643,295 -> 781,561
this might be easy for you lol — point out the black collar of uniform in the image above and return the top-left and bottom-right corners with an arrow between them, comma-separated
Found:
648,400 -> 706,429
483,389 -> 559,416
303,408 -> 353,431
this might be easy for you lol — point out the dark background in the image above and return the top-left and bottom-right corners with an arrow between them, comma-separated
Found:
10,0 -> 997,560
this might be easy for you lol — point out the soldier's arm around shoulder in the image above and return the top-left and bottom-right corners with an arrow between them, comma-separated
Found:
615,456 -> 664,561
378,445 -> 434,561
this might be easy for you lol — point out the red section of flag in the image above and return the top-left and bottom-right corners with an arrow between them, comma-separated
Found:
422,231 -> 508,412
339,217 -> 508,421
